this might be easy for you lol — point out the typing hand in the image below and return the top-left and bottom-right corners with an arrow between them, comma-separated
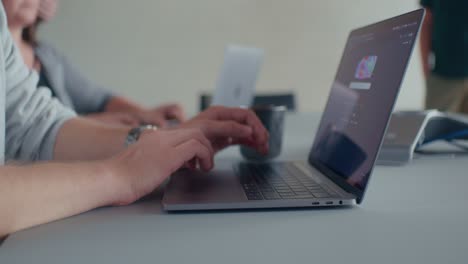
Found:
177,106 -> 269,154
108,128 -> 214,205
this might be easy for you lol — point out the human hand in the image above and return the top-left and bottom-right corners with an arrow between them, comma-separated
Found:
107,128 -> 214,205
38,0 -> 58,21
177,106 -> 269,154
86,112 -> 140,127
137,103 -> 186,127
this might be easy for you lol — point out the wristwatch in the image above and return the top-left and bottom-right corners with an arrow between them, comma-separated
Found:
125,125 -> 158,147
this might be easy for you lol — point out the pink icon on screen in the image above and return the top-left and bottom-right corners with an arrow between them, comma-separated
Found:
355,55 -> 378,79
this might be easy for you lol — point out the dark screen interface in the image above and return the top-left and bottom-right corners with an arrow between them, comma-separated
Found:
309,11 -> 422,191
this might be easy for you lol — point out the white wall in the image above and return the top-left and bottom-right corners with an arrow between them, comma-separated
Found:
40,0 -> 424,113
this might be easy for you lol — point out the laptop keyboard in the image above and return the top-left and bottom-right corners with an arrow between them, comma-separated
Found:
236,163 -> 336,200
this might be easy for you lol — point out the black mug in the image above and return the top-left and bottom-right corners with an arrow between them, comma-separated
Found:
240,105 -> 286,162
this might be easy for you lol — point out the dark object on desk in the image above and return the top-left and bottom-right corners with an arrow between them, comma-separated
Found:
240,105 -> 286,162
378,110 -> 468,165
199,92 -> 296,112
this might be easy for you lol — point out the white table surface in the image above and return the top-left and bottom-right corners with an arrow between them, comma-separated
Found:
1,112 -> 468,263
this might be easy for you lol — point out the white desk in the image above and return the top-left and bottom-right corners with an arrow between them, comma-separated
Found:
2,113 -> 468,263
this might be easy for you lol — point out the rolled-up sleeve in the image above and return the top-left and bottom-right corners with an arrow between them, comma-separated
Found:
2,19 -> 76,161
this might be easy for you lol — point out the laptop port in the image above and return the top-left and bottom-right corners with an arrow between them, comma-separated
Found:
339,201 -> 343,205
326,201 -> 333,205
312,202 -> 320,205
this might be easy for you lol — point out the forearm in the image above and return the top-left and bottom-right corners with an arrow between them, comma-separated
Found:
105,96 -> 146,115
0,161 -> 118,237
54,117 -> 128,161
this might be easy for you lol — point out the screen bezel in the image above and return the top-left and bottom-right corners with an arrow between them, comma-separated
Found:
308,9 -> 425,204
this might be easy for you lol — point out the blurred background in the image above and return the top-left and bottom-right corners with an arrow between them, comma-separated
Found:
40,0 -> 423,113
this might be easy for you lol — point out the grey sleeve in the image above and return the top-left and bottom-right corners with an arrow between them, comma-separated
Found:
2,24 -> 76,161
51,47 -> 114,115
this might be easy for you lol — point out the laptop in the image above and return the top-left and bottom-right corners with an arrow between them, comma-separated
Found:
211,45 -> 264,107
163,9 -> 425,211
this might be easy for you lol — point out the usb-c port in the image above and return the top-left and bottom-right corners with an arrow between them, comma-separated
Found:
312,202 -> 320,205
326,201 -> 333,205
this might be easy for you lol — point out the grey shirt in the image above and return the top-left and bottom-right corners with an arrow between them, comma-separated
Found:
0,4 -> 76,164
35,42 -> 114,115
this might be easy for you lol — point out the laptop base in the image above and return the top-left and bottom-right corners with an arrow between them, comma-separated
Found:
162,161 -> 356,211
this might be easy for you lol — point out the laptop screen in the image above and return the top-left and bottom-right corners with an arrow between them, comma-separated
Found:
308,10 -> 424,202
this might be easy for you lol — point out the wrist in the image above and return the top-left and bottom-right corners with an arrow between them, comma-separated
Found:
97,158 -> 133,206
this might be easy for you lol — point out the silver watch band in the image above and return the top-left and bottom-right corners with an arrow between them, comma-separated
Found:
125,125 -> 158,147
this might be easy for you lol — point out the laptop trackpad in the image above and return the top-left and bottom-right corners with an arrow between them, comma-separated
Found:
163,164 -> 247,205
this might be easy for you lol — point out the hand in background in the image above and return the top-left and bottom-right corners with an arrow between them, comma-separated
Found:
137,103 -> 186,127
86,112 -> 140,127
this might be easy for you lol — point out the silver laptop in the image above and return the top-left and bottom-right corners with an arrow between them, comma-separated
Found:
211,45 -> 264,107
163,10 -> 425,211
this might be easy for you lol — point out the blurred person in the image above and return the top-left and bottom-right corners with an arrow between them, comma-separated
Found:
5,0 -> 184,127
420,0 -> 468,113
0,2 -> 269,236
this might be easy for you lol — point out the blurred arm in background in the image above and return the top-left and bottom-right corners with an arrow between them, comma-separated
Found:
419,7 -> 433,78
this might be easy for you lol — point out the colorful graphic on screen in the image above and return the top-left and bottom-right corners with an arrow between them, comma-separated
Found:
355,56 -> 378,79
